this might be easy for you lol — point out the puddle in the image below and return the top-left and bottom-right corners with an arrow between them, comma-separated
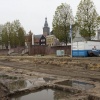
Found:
56,80 -> 94,90
11,89 -> 73,100
7,77 -> 55,91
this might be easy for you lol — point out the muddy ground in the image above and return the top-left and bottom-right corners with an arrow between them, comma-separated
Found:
0,56 -> 100,100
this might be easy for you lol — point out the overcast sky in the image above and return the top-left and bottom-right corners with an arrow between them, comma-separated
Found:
0,0 -> 100,34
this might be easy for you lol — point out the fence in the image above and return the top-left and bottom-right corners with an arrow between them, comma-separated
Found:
0,49 -> 9,55
29,45 -> 71,56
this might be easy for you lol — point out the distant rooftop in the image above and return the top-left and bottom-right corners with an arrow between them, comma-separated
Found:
34,34 -> 42,39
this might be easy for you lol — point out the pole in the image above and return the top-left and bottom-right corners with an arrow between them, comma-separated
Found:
70,24 -> 72,57
32,33 -> 34,45
8,41 -> 10,50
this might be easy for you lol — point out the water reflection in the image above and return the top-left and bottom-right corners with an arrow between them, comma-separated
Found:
11,89 -> 72,100
56,80 -> 94,90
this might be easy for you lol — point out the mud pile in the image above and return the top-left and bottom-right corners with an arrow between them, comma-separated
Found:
0,83 -> 10,100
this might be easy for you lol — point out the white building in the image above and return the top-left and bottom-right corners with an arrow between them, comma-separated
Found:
73,28 -> 99,42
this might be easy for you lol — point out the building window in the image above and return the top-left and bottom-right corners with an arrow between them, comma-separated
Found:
41,39 -> 45,42
41,43 -> 45,45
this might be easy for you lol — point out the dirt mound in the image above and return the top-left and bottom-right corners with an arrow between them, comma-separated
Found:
0,83 -> 10,100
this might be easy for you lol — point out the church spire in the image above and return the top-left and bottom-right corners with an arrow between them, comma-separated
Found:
43,17 -> 50,36
44,17 -> 48,27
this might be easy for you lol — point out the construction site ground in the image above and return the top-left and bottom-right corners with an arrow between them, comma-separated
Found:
0,56 -> 100,100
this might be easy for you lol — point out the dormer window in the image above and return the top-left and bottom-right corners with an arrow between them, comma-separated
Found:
41,39 -> 45,42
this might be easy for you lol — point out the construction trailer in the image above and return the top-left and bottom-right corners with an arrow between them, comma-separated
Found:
72,41 -> 100,57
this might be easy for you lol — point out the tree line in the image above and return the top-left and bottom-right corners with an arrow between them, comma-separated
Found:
0,20 -> 25,49
1,0 -> 99,48
52,0 -> 100,45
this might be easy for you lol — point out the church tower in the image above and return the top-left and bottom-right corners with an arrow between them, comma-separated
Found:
43,17 -> 50,37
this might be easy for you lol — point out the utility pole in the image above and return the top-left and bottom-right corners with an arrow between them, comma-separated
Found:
70,24 -> 72,57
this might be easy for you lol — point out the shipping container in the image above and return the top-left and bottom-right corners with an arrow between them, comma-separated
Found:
72,41 -> 100,57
